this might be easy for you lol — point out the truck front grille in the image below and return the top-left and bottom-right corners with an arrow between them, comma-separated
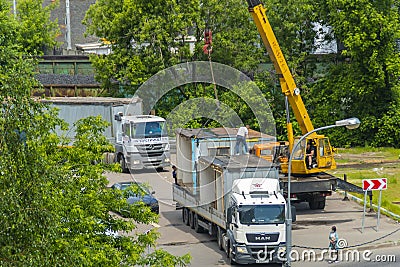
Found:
137,144 -> 164,157
246,233 -> 279,243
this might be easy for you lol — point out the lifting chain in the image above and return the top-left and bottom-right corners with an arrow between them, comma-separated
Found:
203,29 -> 219,106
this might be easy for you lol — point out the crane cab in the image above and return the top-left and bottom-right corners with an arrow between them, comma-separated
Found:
280,135 -> 336,175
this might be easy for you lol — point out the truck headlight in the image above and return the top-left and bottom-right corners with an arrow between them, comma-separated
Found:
277,246 -> 286,255
133,160 -> 140,165
164,158 -> 170,162
236,245 -> 248,254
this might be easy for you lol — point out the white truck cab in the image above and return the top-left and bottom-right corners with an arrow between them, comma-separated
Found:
115,114 -> 170,171
225,178 -> 288,264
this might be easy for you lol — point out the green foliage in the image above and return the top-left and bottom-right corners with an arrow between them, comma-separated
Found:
0,2 -> 190,265
374,103 -> 400,147
310,0 -> 400,147
16,0 -> 60,55
84,0 -> 200,91
84,0 -> 400,148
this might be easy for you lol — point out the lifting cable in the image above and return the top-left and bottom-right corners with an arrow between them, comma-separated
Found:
203,29 -> 219,107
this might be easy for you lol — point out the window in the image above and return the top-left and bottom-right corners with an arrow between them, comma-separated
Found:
239,204 -> 285,225
129,121 -> 168,138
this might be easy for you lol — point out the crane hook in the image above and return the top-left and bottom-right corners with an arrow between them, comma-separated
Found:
202,29 -> 213,55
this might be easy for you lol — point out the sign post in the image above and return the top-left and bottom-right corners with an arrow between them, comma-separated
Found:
377,189 -> 382,231
361,190 -> 368,233
361,178 -> 387,233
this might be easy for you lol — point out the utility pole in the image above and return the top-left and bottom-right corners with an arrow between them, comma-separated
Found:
65,0 -> 72,50
13,0 -> 16,17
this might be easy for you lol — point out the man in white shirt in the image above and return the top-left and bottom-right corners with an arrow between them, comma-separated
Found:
235,125 -> 250,155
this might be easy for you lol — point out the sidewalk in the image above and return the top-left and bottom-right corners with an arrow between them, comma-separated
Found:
292,192 -> 400,252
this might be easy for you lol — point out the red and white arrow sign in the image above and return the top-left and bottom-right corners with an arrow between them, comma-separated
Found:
362,178 -> 387,191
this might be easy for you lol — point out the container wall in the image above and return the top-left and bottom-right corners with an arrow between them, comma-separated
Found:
176,136 -> 194,186
198,163 -> 216,206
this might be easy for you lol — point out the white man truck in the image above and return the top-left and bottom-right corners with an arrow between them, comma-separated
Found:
173,128 -> 295,265
114,114 -> 171,172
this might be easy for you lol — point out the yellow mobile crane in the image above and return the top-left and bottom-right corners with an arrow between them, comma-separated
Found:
247,0 -> 336,175
246,0 -> 367,209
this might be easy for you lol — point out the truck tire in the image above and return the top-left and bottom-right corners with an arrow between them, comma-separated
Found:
189,211 -> 195,229
309,199 -> 319,210
119,154 -> 129,173
318,198 -> 326,209
309,196 -> 326,210
156,167 -> 164,172
217,226 -> 224,251
183,208 -> 190,226
228,243 -> 237,265
193,214 -> 204,233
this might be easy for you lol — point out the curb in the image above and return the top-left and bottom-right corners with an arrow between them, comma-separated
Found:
355,240 -> 399,251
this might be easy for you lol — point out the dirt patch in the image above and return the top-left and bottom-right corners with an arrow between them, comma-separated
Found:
335,151 -> 400,169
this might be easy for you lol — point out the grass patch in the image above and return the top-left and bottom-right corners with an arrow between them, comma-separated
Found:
328,147 -> 400,217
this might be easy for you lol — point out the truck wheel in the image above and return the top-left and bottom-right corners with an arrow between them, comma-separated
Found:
156,167 -> 164,172
318,198 -> 326,209
189,211 -> 195,229
119,155 -> 129,173
229,243 -> 237,265
309,199 -> 318,210
183,208 -> 190,226
309,196 -> 326,210
309,199 -> 319,210
193,214 -> 204,233
217,226 -> 224,251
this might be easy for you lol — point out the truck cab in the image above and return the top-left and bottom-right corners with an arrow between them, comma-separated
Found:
225,178 -> 289,264
115,114 -> 170,171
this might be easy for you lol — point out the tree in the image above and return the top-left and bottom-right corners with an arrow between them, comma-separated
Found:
310,0 -> 400,147
83,0 -> 200,92
0,1 -> 190,265
83,0 -> 400,149
15,0 -> 60,55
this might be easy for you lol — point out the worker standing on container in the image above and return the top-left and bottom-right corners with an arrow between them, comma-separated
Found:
235,125 -> 250,155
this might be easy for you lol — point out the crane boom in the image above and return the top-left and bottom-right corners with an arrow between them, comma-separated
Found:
246,0 -> 336,175
247,0 -> 314,137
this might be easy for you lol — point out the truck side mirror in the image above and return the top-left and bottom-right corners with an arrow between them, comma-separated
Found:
114,112 -> 123,121
227,207 -> 232,224
291,206 -> 296,222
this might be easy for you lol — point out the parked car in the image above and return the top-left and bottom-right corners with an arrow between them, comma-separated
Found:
111,182 -> 159,214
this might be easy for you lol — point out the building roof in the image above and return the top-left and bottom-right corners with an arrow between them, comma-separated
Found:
198,154 -> 275,170
39,97 -> 140,105
176,127 -> 274,139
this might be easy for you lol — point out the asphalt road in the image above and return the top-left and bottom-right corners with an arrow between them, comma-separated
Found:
105,166 -> 400,267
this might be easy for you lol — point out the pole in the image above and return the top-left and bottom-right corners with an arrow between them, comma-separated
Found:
284,118 -> 360,266
13,0 -> 16,17
362,190 -> 367,233
369,193 -> 373,212
342,174 -> 349,201
65,0 -> 72,50
377,189 -> 382,231
286,124 -> 338,267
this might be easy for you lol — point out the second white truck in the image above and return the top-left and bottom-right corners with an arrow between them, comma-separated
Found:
114,114 -> 171,171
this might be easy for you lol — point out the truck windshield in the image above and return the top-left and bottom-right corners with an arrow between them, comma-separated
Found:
130,121 -> 168,138
239,204 -> 285,225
